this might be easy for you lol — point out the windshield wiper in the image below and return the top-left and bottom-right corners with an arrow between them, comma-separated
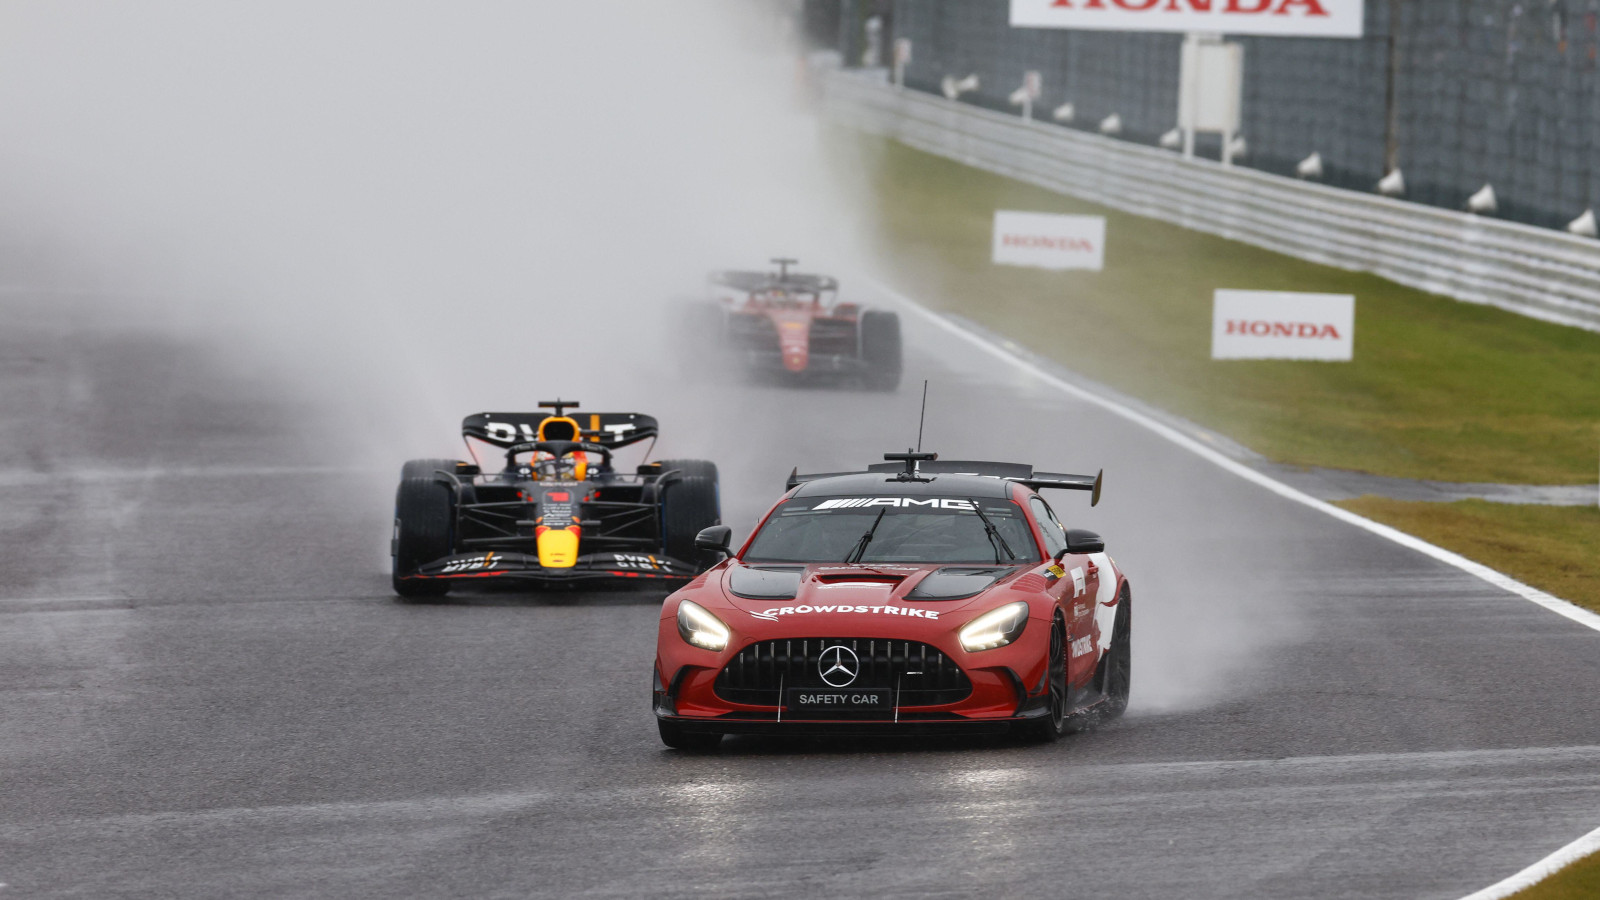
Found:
967,497 -> 1017,563
845,508 -> 888,564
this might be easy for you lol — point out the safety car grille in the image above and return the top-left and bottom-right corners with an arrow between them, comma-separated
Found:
714,638 -> 971,707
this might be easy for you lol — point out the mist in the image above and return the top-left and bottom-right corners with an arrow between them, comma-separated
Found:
0,2 -> 1291,718
0,1 -> 872,460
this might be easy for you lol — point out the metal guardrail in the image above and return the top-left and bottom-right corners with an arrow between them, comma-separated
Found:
823,69 -> 1600,334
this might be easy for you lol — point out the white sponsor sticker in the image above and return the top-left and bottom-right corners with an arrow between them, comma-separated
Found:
812,498 -> 976,511
1070,636 -> 1095,658
1010,0 -> 1365,39
1070,566 -> 1087,597
750,604 -> 941,622
1211,290 -> 1354,361
441,554 -> 499,573
992,210 -> 1106,271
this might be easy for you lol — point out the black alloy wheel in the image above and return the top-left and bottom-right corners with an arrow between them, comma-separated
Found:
1100,585 -> 1132,719
1025,614 -> 1069,743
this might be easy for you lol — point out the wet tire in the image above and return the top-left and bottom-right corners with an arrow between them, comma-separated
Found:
860,309 -> 902,392
1096,584 -> 1132,720
657,718 -> 722,752
1023,614 -> 1069,743
392,460 -> 457,599
658,459 -> 721,567
400,458 -> 460,482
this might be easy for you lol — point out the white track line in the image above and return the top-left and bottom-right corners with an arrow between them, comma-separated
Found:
874,281 -> 1600,635
1457,825 -> 1600,900
872,279 -> 1600,900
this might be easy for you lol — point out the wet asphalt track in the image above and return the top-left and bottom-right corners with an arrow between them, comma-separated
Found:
2,285 -> 1599,900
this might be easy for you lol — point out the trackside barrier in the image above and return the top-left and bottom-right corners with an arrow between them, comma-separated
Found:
822,69 -> 1600,334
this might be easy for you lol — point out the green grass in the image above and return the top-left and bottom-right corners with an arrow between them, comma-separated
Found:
831,131 -> 1600,898
846,134 -> 1600,484
1336,498 -> 1600,615
1506,849 -> 1600,900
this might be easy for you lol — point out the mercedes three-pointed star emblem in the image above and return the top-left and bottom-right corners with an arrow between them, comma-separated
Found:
818,645 -> 860,688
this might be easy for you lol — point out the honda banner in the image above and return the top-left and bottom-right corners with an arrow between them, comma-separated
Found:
1011,0 -> 1364,39
1212,290 -> 1354,360
992,211 -> 1106,271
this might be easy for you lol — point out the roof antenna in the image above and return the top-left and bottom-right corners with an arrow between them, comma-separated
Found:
771,257 -> 797,281
915,379 -> 929,453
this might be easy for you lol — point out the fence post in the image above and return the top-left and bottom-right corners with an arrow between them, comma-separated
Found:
1383,0 -> 1403,175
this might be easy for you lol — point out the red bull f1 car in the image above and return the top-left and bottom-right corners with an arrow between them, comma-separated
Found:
391,400 -> 720,598
652,452 -> 1130,750
688,259 -> 902,390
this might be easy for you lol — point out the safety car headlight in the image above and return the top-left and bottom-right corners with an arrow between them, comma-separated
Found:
677,599 -> 730,652
959,601 -> 1029,652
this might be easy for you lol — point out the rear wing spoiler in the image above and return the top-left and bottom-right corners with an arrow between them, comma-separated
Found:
709,270 -> 839,293
1023,471 -> 1103,506
787,458 -> 1103,506
462,412 -> 659,450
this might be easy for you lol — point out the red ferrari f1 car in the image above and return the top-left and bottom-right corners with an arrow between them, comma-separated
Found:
652,452 -> 1130,750
391,400 -> 720,598
687,259 -> 902,390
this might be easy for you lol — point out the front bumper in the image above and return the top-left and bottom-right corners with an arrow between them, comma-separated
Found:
653,711 -> 1046,737
653,655 -> 1050,737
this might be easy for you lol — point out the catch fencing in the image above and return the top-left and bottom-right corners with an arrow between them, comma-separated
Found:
821,66 -> 1600,332
829,0 -> 1600,235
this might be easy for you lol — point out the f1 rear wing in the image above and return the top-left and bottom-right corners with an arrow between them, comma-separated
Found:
710,270 -> 839,294
462,412 -> 659,450
788,457 -> 1103,506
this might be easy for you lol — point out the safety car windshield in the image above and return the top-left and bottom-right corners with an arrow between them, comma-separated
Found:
742,496 -> 1040,564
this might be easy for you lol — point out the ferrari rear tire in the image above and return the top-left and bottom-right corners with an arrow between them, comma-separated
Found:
1023,615 -> 1069,743
860,309 -> 902,392
659,459 -> 720,566
392,467 -> 456,599
657,719 -> 722,752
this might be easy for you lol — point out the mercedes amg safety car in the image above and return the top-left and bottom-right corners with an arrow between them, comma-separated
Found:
391,400 -> 720,597
652,452 -> 1130,750
687,259 -> 902,390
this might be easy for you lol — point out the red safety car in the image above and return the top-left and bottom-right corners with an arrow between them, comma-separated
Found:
652,452 -> 1130,750
686,259 -> 902,390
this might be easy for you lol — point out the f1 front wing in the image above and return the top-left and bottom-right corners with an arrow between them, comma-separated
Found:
401,550 -> 697,586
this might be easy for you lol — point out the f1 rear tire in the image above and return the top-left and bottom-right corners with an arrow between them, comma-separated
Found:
659,459 -> 720,567
860,309 -> 902,392
657,719 -> 722,752
392,461 -> 457,599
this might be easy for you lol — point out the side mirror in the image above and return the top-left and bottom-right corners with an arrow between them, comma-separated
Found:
1064,528 -> 1104,554
694,524 -> 733,557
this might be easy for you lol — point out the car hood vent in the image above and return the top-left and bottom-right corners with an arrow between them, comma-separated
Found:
905,566 -> 1013,601
726,565 -> 804,600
